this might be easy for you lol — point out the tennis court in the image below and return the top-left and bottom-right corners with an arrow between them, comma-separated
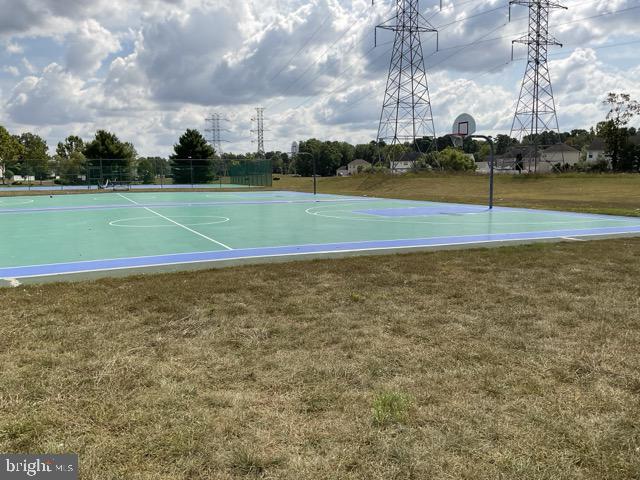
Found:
1,190 -> 640,282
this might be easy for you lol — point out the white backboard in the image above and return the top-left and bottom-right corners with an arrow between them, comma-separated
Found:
452,113 -> 476,137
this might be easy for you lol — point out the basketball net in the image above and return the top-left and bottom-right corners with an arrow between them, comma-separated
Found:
450,134 -> 465,149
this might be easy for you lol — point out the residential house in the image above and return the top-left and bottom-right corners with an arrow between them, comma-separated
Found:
347,159 -> 371,175
496,144 -> 580,172
390,151 -> 421,174
586,137 -> 608,164
538,144 -> 581,172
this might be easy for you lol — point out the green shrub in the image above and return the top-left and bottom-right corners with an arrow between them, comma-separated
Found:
435,147 -> 476,171
362,164 -> 390,174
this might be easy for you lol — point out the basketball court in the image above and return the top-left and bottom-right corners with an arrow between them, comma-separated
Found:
1,190 -> 640,283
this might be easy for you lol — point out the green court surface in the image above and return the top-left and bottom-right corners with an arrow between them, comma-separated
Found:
1,191 -> 639,282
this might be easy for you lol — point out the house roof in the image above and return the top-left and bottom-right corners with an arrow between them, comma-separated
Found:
542,143 -> 580,153
348,159 -> 371,167
588,137 -> 606,150
398,151 -> 422,162
499,143 -> 579,158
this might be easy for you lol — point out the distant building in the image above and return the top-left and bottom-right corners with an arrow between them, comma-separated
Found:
347,159 -> 371,175
586,137 -> 608,163
336,166 -> 348,177
390,151 -> 421,174
12,175 -> 35,182
390,160 -> 412,174
496,146 -> 529,171
539,144 -> 581,172
497,144 -> 580,172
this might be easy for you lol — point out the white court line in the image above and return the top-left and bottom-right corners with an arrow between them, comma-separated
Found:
6,230 -> 640,280
116,193 -> 233,250
304,204 -> 640,227
561,237 -> 587,242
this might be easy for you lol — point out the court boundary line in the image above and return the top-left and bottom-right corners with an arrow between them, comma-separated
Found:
307,202 -> 640,223
3,192 -> 640,280
116,193 -> 233,251
0,197 -> 376,215
3,226 -> 640,280
8,221 -> 640,272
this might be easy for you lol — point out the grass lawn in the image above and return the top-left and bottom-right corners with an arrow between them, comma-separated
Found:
1,173 -> 639,479
274,172 -> 640,216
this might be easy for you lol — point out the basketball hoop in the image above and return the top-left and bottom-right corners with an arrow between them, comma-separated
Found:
449,113 -> 476,149
448,113 -> 496,210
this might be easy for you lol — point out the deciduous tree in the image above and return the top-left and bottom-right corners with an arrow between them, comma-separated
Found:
600,93 -> 640,171
0,126 -> 23,184
16,132 -> 50,182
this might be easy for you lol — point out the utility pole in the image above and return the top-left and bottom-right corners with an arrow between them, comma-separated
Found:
205,113 -> 228,156
509,0 -> 567,172
251,107 -> 266,157
375,0 -> 438,153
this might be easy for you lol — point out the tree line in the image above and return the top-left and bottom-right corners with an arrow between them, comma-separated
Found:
0,128 -> 223,185
0,93 -> 638,185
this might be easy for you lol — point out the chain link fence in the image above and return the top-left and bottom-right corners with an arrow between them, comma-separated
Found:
1,158 -> 272,190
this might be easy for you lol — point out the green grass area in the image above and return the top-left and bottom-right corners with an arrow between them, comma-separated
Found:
1,239 -> 639,479
1,173 -> 640,478
274,173 -> 640,216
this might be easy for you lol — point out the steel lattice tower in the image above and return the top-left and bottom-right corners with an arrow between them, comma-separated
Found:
205,113 -> 227,156
509,1 -> 566,143
251,107 -> 266,157
375,0 -> 438,147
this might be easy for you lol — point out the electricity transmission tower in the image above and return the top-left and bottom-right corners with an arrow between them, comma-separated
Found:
509,0 -> 567,159
205,113 -> 228,156
251,107 -> 266,157
375,0 -> 438,149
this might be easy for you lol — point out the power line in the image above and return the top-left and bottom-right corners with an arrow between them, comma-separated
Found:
266,11 -> 334,85
433,2 -> 640,55
320,26 -> 640,132
265,3 -> 395,109
291,40 -> 395,111
268,0 -> 640,147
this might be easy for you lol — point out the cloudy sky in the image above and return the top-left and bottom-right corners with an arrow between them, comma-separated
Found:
1,0 -> 639,156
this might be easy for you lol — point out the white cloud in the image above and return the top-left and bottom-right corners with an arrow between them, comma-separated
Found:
0,0 -> 639,156
64,20 -> 120,74
6,63 -> 92,125
21,58 -> 37,74
3,66 -> 20,76
6,41 -> 23,54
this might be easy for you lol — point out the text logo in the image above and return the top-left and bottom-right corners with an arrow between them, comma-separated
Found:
1,455 -> 78,479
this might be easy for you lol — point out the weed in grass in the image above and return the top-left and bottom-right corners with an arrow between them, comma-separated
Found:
349,292 -> 364,303
372,392 -> 413,427
229,447 -> 282,477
